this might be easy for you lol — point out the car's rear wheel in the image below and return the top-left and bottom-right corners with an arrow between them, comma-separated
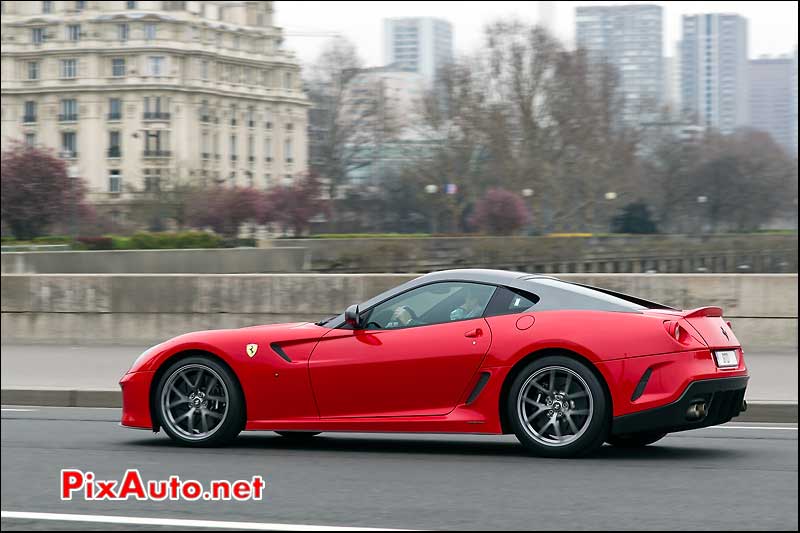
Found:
155,356 -> 244,446
275,431 -> 321,439
508,356 -> 609,458
606,431 -> 667,448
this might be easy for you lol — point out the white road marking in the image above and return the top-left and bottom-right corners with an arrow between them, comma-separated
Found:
704,425 -> 797,431
0,408 -> 36,412
0,511 -> 411,531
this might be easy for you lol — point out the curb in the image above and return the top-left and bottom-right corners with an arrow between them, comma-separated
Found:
1,388 -> 797,424
1,388 -> 121,408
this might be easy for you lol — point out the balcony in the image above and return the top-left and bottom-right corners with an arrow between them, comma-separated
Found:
248,155 -> 255,163
107,112 -> 122,121
107,146 -> 121,158
202,152 -> 210,159
22,115 -> 37,124
58,114 -> 78,122
60,151 -> 78,159
143,150 -> 171,158
248,120 -> 255,128
230,119 -> 238,126
143,112 -> 171,121
200,115 -> 210,123
230,154 -> 238,162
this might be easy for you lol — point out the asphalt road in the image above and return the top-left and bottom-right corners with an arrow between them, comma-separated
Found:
1,407 -> 797,531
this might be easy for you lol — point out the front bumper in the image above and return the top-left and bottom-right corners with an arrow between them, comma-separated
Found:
119,370 -> 155,429
611,376 -> 748,435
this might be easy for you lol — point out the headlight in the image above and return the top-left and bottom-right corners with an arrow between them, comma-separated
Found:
128,343 -> 162,373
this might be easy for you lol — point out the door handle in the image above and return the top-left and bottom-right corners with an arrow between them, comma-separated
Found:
464,328 -> 482,338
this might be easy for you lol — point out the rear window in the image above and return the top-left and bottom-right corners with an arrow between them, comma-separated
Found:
484,286 -> 539,317
529,278 -> 648,311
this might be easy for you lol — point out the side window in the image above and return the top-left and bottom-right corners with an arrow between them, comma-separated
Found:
484,286 -> 539,317
364,282 -> 496,330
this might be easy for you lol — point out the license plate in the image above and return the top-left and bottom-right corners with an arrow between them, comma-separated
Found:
714,350 -> 739,368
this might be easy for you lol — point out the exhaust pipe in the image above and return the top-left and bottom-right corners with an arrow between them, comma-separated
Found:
686,402 -> 707,421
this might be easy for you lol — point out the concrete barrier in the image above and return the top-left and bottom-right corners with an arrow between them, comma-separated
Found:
1,273 -> 796,348
274,234 -> 799,273
0,247 -> 310,274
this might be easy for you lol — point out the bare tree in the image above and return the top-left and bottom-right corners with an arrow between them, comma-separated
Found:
306,37 -> 398,211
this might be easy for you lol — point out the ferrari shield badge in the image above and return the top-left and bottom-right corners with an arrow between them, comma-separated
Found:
246,343 -> 259,358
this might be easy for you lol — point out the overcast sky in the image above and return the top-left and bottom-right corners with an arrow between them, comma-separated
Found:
275,1 -> 798,67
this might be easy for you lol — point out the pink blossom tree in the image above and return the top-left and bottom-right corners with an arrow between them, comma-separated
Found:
1,142 -> 89,239
469,187 -> 531,235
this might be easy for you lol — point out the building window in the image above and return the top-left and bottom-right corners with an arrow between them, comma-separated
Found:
199,99 -> 209,122
111,58 -> 126,77
25,133 -> 37,147
109,170 -> 122,193
59,99 -> 78,121
126,1 -> 137,8
23,101 -> 37,123
108,98 -> 122,120
66,24 -> 81,42
117,23 -> 129,42
27,61 -> 39,80
61,131 -> 77,157
264,137 -> 272,162
230,134 -> 237,161
284,72 -> 293,89
265,111 -> 272,130
230,104 -> 237,126
264,173 -> 271,188
108,131 -> 121,158
60,59 -> 77,79
144,131 -> 168,156
201,60 -> 209,80
144,169 -> 161,192
147,56 -> 164,76
74,1 -> 85,11
284,138 -> 293,163
42,1 -> 52,14
247,135 -> 254,162
247,106 -> 255,128
144,96 -> 169,119
144,23 -> 157,41
234,35 -> 240,49
32,27 -> 45,44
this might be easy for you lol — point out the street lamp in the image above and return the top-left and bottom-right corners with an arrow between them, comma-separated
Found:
425,184 -> 438,233
521,188 -> 534,198
604,191 -> 618,201
67,163 -> 80,238
697,195 -> 710,233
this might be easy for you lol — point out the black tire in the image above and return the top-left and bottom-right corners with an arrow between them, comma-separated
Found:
606,431 -> 667,448
507,356 -> 610,458
154,355 -> 245,447
275,431 -> 322,439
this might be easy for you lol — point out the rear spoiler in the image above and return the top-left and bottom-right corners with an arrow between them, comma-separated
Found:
682,306 -> 723,318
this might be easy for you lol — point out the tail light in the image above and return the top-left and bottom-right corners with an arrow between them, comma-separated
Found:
663,320 -> 695,345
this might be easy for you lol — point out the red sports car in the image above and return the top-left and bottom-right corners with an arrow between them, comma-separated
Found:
120,269 -> 749,457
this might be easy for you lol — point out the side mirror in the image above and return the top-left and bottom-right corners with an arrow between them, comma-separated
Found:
344,304 -> 362,329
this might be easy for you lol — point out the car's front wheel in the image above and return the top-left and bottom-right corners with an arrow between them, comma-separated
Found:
155,356 -> 244,446
507,356 -> 610,458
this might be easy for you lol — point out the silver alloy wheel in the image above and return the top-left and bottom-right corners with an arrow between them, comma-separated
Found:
160,363 -> 229,441
517,365 -> 594,447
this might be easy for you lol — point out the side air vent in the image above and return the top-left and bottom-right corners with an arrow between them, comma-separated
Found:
631,367 -> 653,401
466,372 -> 491,405
270,343 -> 292,362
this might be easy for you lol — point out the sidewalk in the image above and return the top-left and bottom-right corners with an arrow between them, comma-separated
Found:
1,344 -> 797,422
